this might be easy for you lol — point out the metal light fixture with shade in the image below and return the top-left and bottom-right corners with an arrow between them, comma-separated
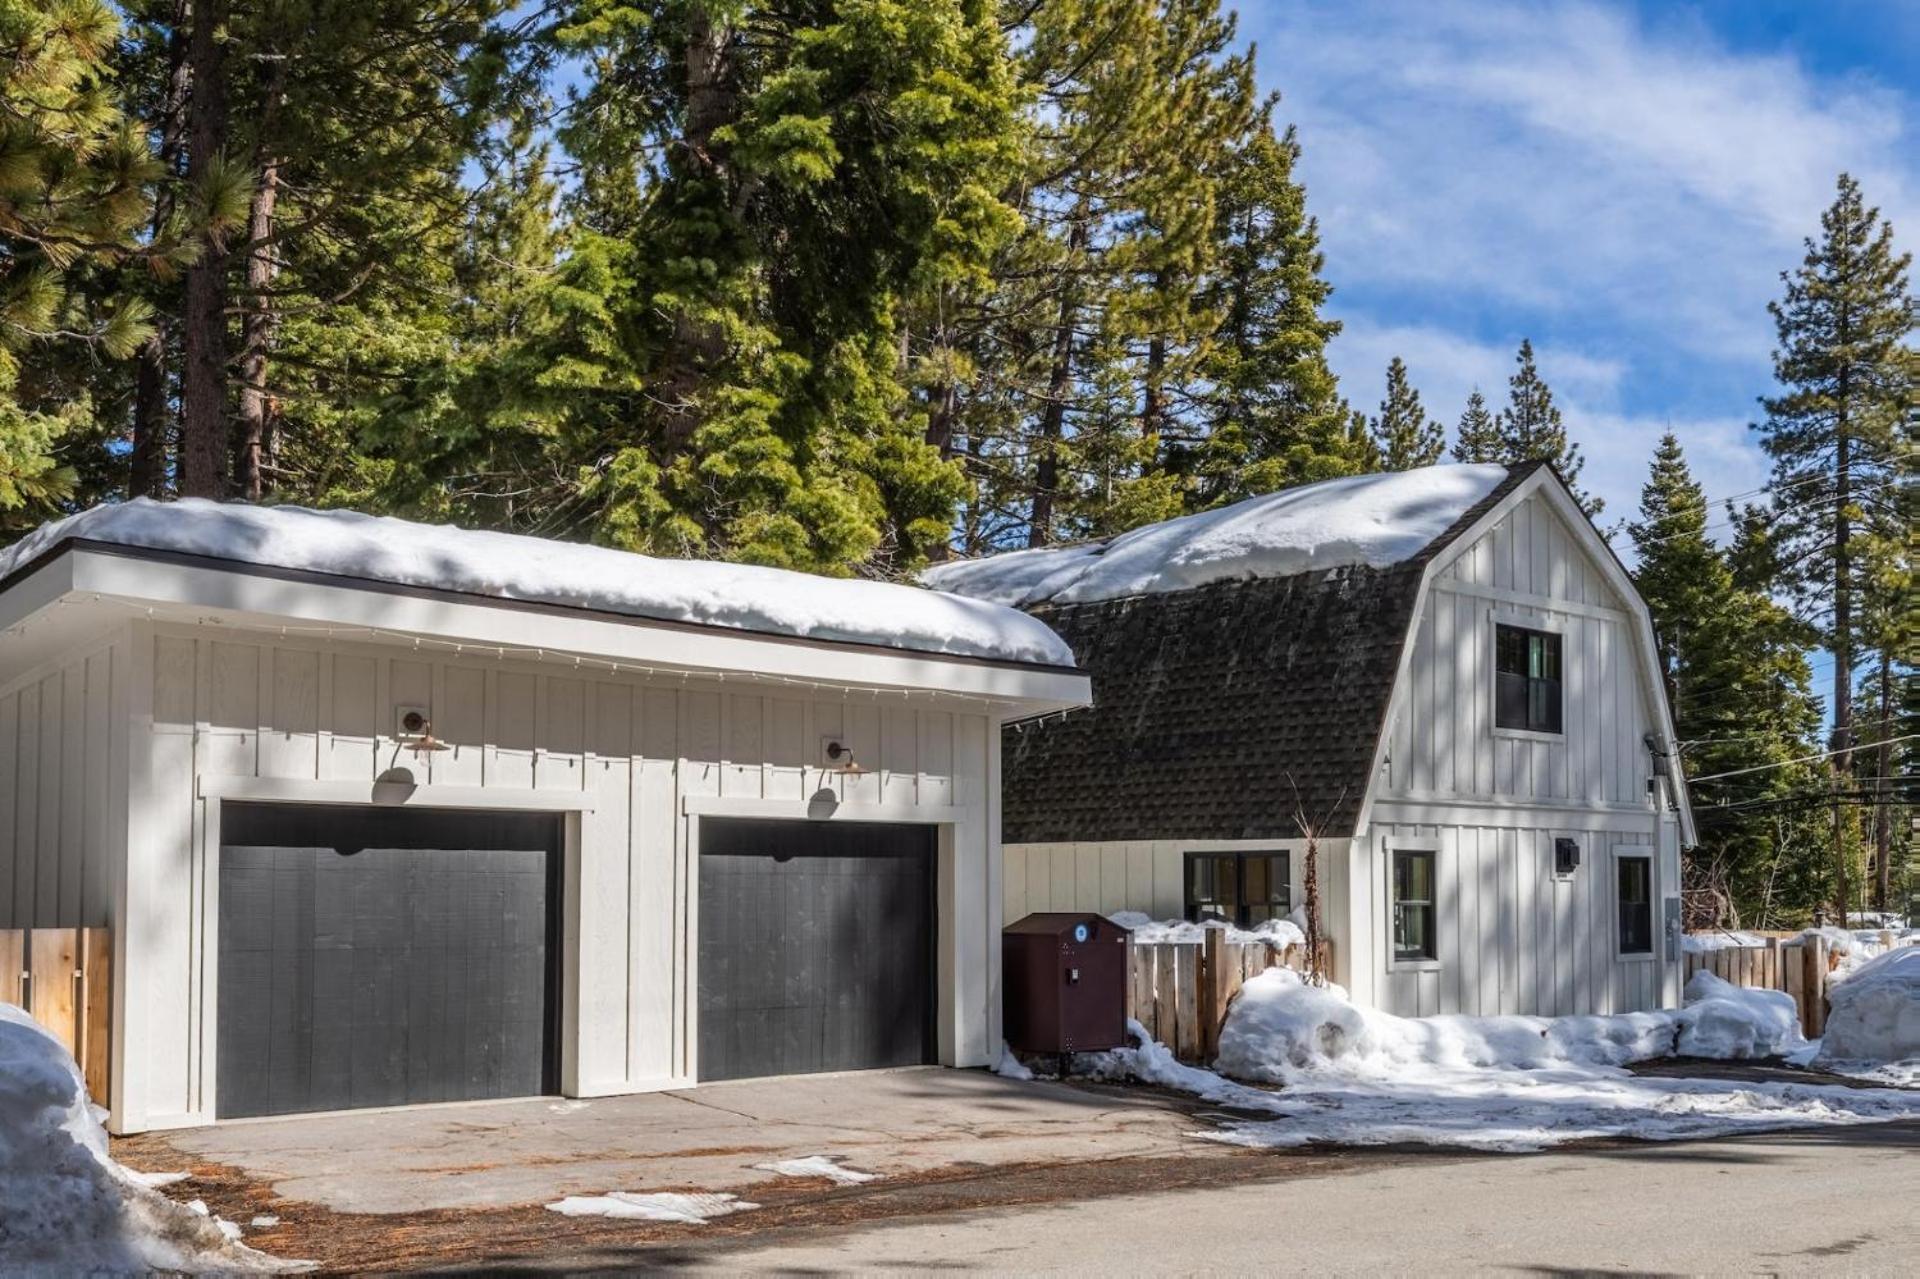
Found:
397,707 -> 449,756
820,737 -> 865,776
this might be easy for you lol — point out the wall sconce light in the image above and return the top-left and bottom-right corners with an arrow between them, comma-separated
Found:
398,707 -> 448,755
821,738 -> 865,775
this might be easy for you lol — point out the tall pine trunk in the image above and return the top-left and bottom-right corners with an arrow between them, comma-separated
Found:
1029,215 -> 1085,548
234,160 -> 279,501
179,0 -> 230,499
129,2 -> 193,499
1829,393 -> 1852,920
1872,650 -> 1893,911
656,5 -> 735,461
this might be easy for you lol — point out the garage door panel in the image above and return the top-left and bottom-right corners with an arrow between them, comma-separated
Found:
698,819 -> 934,1083
217,805 -> 559,1118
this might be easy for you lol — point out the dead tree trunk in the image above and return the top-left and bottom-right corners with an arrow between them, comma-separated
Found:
179,0 -> 231,499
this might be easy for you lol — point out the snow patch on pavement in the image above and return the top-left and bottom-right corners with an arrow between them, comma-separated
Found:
545,1191 -> 757,1224
0,1005 -> 296,1271
754,1155 -> 880,1185
1079,972 -> 1920,1153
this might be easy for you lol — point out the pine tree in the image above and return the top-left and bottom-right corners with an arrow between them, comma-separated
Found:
546,0 -> 1022,572
1451,388 -> 1497,463
1629,435 -> 1824,924
1368,357 -> 1443,471
1754,172 -> 1915,918
1189,119 -> 1370,506
0,0 -> 171,522
1495,339 -> 1596,512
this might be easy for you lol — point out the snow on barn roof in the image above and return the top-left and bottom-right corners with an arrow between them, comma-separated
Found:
0,498 -> 1077,668
922,463 -> 1511,607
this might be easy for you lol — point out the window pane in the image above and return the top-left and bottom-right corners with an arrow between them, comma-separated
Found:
1496,625 -> 1526,675
1618,858 -> 1652,953
1535,677 -> 1563,733
1186,854 -> 1238,923
1496,671 -> 1529,729
1393,851 -> 1436,960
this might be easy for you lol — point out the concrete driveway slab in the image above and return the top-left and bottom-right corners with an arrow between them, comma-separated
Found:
151,1068 -> 1207,1214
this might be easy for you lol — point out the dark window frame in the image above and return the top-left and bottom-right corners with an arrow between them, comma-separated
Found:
1182,850 -> 1292,929
1494,622 -> 1564,735
1392,848 -> 1437,963
1616,853 -> 1654,956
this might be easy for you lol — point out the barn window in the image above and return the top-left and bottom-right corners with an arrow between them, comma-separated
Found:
1617,854 -> 1653,955
1184,852 -> 1291,928
1495,624 -> 1563,734
1392,849 -> 1436,962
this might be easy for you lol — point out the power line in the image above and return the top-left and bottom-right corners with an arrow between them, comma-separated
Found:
1685,733 -> 1920,783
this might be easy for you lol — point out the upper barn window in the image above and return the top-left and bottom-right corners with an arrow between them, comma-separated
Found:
1495,624 -> 1562,735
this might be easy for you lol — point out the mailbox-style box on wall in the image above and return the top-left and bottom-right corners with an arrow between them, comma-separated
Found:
1002,912 -> 1131,1054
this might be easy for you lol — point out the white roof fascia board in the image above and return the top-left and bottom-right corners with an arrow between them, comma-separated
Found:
64,549 -> 1091,717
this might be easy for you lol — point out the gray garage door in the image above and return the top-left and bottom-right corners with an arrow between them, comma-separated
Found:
698,819 -> 935,1082
217,804 -> 560,1118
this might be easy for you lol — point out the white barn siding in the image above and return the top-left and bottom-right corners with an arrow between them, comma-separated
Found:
0,634 -> 127,930
1002,838 -> 1358,988
119,620 -> 998,1132
1364,491 -> 1682,1018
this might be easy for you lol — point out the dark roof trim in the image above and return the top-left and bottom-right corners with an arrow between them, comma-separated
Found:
0,538 -> 1083,676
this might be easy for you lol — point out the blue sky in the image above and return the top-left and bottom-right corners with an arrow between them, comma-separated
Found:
1243,0 -> 1919,533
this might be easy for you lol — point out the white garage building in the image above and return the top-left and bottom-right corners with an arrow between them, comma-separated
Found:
0,501 -> 1086,1134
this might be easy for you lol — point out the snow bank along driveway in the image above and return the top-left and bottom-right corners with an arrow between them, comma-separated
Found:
1083,968 -> 1920,1153
1815,947 -> 1920,1086
0,1006 -> 293,1271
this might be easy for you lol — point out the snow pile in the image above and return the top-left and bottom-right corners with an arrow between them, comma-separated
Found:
1075,969 -> 1920,1153
754,1155 -> 879,1185
545,1191 -> 756,1224
0,498 -> 1075,667
1814,947 -> 1920,1086
1674,971 -> 1804,1059
991,1042 -> 1035,1081
1213,968 -> 1677,1079
923,464 -> 1508,606
1107,911 -> 1306,950
0,1005 -> 290,1271
1681,930 -> 1766,953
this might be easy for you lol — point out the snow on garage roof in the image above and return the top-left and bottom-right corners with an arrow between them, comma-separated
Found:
0,498 -> 1078,667
923,463 -> 1511,607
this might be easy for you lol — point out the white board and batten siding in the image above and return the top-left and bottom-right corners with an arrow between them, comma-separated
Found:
121,619 -> 998,1132
1004,839 -> 1323,922
1362,490 -> 1682,1017
0,634 -> 129,931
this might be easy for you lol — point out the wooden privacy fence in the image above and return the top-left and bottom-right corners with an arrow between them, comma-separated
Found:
1680,930 -> 1909,1039
1,927 -> 112,1106
1128,931 -> 1330,1062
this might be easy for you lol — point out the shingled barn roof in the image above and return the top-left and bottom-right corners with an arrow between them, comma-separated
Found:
994,464 -> 1538,843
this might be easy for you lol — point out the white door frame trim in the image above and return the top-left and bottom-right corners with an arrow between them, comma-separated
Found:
195,773 -> 597,813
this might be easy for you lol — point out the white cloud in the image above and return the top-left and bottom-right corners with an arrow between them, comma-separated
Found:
1252,0 -> 1920,364
1245,0 -> 1913,543
1328,321 -> 1766,529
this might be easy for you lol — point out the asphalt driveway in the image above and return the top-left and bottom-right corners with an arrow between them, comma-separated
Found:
122,1067 -> 1208,1214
